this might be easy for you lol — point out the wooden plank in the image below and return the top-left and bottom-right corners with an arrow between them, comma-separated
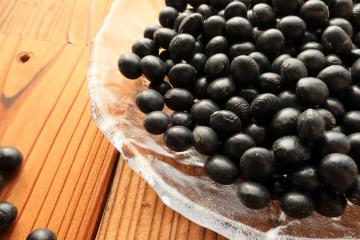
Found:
0,35 -> 117,239
0,0 -> 113,44
96,157 -> 226,240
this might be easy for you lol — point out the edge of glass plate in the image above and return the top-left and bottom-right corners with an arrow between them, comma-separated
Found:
87,1 -> 336,239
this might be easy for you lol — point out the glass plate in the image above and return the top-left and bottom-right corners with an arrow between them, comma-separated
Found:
87,0 -> 360,239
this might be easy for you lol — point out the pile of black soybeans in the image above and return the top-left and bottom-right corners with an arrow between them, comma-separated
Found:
118,0 -> 360,219
0,147 -> 57,240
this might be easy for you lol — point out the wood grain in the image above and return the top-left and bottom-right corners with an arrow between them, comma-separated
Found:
0,35 -> 117,239
96,157 -> 226,240
0,0 -> 113,44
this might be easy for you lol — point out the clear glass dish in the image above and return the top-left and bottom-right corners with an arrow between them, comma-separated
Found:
87,0 -> 360,239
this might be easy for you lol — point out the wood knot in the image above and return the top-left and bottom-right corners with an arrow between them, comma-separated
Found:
17,52 -> 33,64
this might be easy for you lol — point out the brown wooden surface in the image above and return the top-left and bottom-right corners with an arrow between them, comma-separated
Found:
0,0 -> 224,239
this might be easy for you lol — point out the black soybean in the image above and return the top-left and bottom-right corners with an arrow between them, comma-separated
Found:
168,63 -> 196,88
209,110 -> 242,135
165,0 -> 187,12
204,53 -> 230,78
168,34 -> 196,60
270,108 -> 301,137
238,182 -> 271,209
277,16 -> 306,41
317,108 -> 336,130
171,112 -> 194,129
349,133 -> 360,159
296,77 -> 329,107
205,36 -> 229,56
250,93 -> 281,121
135,89 -> 164,114
318,65 -> 352,92
230,55 -> 260,87
159,7 -> 179,28
224,133 -> 256,160
153,28 -> 177,49
225,96 -> 250,123
280,192 -> 315,219
300,0 -> 329,30
204,154 -> 240,185
144,111 -> 171,135
164,88 -> 194,111
178,13 -> 204,37
258,72 -> 283,94
280,58 -> 308,87
191,99 -> 220,125
0,201 -> 17,229
140,56 -> 167,83
26,228 -> 57,240
190,53 -> 207,75
319,153 -> 358,191
252,3 -> 276,29
207,77 -> 236,102
224,1 -> 247,20
319,131 -> 351,155
272,54 -> 291,74
256,29 -> 285,57
0,147 -> 23,172
118,53 -> 142,79
290,165 -> 320,191
322,26 -> 352,55
298,109 -> 326,142
228,42 -> 256,60
163,126 -> 194,152
240,147 -> 275,180
249,52 -> 271,73
343,111 -> 360,133
297,49 -> 326,76
193,126 -> 220,155
315,187 -> 348,217
203,16 -> 226,38
132,39 -> 158,58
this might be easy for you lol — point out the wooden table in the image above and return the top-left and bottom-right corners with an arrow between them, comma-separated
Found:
0,0 -> 225,239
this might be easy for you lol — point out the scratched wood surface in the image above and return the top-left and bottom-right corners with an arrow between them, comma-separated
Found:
0,0 -> 224,239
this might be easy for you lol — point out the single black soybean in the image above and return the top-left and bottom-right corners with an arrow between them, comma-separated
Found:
204,154 -> 240,185
171,112 -> 194,129
144,111 -> 171,135
163,126 -> 194,152
237,182 -> 271,209
193,126 -> 220,155
26,228 -> 57,240
191,99 -> 220,125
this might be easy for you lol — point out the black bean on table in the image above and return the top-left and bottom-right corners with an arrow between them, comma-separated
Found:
171,112 -> 194,129
270,108 -> 301,137
300,42 -> 324,52
224,1 -> 247,20
290,165 -> 320,191
144,111 -> 171,135
159,6 -> 179,28
296,77 -> 329,107
140,56 -> 167,83
224,133 -> 255,160
273,136 -> 311,170
209,110 -> 242,135
325,54 -> 343,66
26,228 -> 57,240
132,38 -> 158,58
168,33 -> 196,59
164,88 -> 194,111
228,42 -> 256,60
207,77 -> 236,102
240,147 -> 275,180
316,108 -> 336,130
191,99 -> 220,125
257,72 -> 282,94
202,15 -> 226,38
297,49 -> 326,76
271,54 -> 291,74
0,201 -> 17,229
153,28 -> 177,49
256,29 -> 285,57
0,147 -> 23,172
144,24 -> 161,40
250,93 -> 281,121
248,52 -> 271,73
193,126 -> 220,155
252,4 -> 276,29
343,111 -> 360,133
230,55 -> 260,87
178,13 -> 204,37
190,53 -> 207,75
237,182 -> 271,209
165,0 -> 187,12
117,53 -> 142,80
280,192 -> 315,219
300,0 -> 329,30
319,153 -> 358,191
322,26 -> 353,55
298,109 -> 326,142
346,175 -> 360,205
191,77 -> 209,99
204,154 -> 240,185
280,58 -> 307,87
135,89 -> 164,114
314,187 -> 347,217
272,0 -> 303,16
318,131 -> 351,155
244,123 -> 268,147
225,17 -> 253,40
163,126 -> 194,151
168,63 -> 196,88
277,16 -> 306,41
330,0 -> 353,20
349,133 -> 360,159
197,4 -> 214,19
205,36 -> 229,56
329,18 -> 353,37
204,53 -> 230,78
